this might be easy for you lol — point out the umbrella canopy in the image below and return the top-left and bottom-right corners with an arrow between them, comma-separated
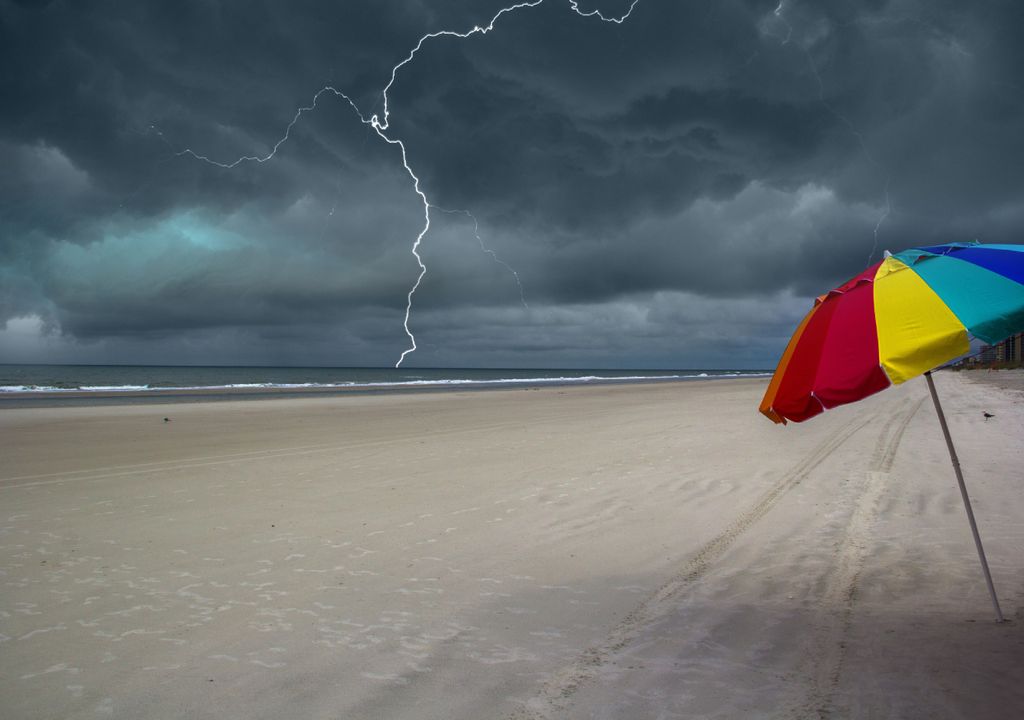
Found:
760,242 -> 1024,424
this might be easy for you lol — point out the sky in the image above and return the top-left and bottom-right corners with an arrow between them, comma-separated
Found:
2,0 -> 1023,369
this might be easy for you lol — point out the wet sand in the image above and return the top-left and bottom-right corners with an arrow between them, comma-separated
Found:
1,374 -> 1022,719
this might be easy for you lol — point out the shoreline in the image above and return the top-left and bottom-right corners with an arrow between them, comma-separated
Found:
0,373 -> 766,409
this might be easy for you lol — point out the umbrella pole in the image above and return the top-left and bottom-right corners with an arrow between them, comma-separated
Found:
924,371 -> 1004,623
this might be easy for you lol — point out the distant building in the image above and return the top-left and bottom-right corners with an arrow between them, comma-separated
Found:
1006,331 -> 1022,363
975,332 -> 1022,366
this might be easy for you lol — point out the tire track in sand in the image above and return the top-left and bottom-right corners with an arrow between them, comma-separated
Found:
512,409 -> 883,719
791,395 -> 924,719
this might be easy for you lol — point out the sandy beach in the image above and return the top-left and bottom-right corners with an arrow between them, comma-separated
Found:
1,373 -> 1022,719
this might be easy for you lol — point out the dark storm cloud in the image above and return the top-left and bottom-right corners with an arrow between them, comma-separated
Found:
1,0 -> 1023,366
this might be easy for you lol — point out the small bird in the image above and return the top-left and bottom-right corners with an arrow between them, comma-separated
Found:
983,412 -> 995,420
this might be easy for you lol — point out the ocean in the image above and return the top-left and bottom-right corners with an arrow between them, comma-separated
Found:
0,364 -> 769,396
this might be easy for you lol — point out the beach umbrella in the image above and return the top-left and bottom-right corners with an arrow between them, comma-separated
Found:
759,242 -> 1024,622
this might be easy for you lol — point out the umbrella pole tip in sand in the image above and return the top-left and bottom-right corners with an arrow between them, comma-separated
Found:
924,371 -> 1005,623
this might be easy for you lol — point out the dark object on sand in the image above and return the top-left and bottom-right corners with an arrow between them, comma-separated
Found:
983,412 -> 995,419
163,417 -> 170,423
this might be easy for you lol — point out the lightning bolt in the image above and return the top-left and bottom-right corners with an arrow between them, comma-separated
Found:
769,1 -> 892,267
176,85 -> 372,168
436,207 -> 529,310
173,0 -> 641,366
801,47 -> 892,267
772,0 -> 793,44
